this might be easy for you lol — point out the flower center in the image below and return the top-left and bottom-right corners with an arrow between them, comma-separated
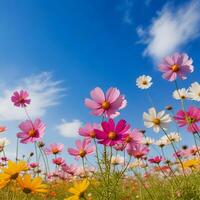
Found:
152,118 -> 161,125
198,92 -> 200,97
89,131 -> 96,138
181,95 -> 186,99
125,135 -> 132,143
28,129 -> 36,137
10,173 -> 19,180
186,117 -> 196,124
108,131 -> 117,140
101,101 -> 110,110
79,149 -> 86,157
23,187 -> 32,194
142,80 -> 148,85
171,64 -> 179,72
52,148 -> 59,154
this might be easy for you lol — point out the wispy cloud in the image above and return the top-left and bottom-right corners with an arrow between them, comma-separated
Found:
0,72 -> 64,121
137,0 -> 200,61
56,119 -> 82,137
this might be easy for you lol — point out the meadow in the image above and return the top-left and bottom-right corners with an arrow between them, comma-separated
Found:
0,52 -> 200,200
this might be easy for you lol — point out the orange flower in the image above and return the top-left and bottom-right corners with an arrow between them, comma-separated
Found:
0,126 -> 6,133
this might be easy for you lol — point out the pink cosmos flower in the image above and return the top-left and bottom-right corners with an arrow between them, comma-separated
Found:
127,144 -> 149,159
124,129 -> 143,147
0,126 -> 6,133
17,118 -> 46,144
29,162 -> 39,169
174,106 -> 200,133
79,123 -> 99,139
44,143 -> 64,155
11,90 -> 31,107
94,119 -> 130,146
68,139 -> 95,160
61,163 -> 78,175
158,53 -> 194,81
85,87 -> 127,118
148,156 -> 163,164
52,157 -> 65,166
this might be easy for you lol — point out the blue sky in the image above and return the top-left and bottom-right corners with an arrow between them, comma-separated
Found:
0,0 -> 200,162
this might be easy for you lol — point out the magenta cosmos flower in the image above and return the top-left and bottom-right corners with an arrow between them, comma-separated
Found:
148,156 -> 163,164
17,118 -> 46,144
52,157 -> 65,166
44,143 -> 64,155
68,139 -> 95,160
94,119 -> 130,146
85,87 -> 127,118
174,106 -> 200,133
79,123 -> 100,140
11,90 -> 31,107
62,163 -> 78,176
127,144 -> 149,159
158,53 -> 194,81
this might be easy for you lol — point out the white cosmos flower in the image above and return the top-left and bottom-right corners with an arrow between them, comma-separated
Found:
141,137 -> 155,146
136,75 -> 153,89
143,107 -> 171,133
188,82 -> 200,102
0,137 -> 10,151
173,88 -> 189,100
154,138 -> 170,147
162,132 -> 181,143
128,159 -> 146,169
111,156 -> 124,165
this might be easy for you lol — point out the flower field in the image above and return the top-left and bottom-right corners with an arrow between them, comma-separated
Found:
0,52 -> 200,200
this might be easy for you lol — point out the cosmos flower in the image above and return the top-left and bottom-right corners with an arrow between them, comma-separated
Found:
79,123 -> 100,139
173,88 -> 189,100
174,106 -> 200,133
148,156 -> 163,164
0,160 -> 28,189
62,163 -> 78,176
123,129 -> 143,147
162,132 -> 181,143
128,159 -> 146,169
188,82 -> 200,102
11,90 -> 31,107
111,156 -> 124,165
68,139 -> 95,160
29,162 -> 39,169
0,126 -> 6,133
143,107 -> 171,133
154,138 -> 170,148
136,75 -> 153,89
141,137 -> 155,146
65,179 -> 89,200
0,138 -> 10,152
84,87 -> 127,118
94,119 -> 130,146
182,159 -> 200,169
17,119 -> 46,144
18,174 -> 48,194
44,143 -> 64,155
158,53 -> 194,81
127,144 -> 149,159
52,157 -> 65,166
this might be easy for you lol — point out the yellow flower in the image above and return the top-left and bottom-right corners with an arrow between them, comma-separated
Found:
0,160 -> 28,189
65,179 -> 89,200
182,159 -> 200,169
18,174 -> 48,194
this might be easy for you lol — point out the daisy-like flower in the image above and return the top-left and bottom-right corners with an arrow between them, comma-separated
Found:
52,157 -> 65,166
0,137 -> 10,152
173,88 -> 189,100
127,144 -> 149,159
68,139 -> 95,160
29,162 -> 39,169
111,156 -> 124,166
128,159 -> 146,169
136,75 -> 153,89
18,174 -> 48,194
158,53 -> 194,81
143,107 -> 171,133
148,156 -> 163,164
65,179 -> 89,200
154,138 -> 170,148
94,119 -> 130,146
84,87 -> 127,118
44,143 -> 64,155
188,82 -> 200,102
17,118 -> 46,144
79,123 -> 99,139
11,90 -> 31,107
62,163 -> 78,176
141,137 -> 155,146
0,160 -> 28,189
163,132 -> 181,143
174,106 -> 200,133
182,159 -> 200,169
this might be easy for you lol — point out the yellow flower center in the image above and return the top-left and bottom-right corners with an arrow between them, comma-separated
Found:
108,131 -> 117,140
125,135 -> 132,143
181,95 -> 186,99
186,117 -> 196,124
23,187 -> 32,194
198,92 -> 200,97
142,80 -> 148,85
28,129 -> 36,137
152,118 -> 161,125
79,149 -> 86,158
89,131 -> 96,138
52,148 -> 59,154
101,101 -> 110,110
10,173 -> 19,180
171,64 -> 179,72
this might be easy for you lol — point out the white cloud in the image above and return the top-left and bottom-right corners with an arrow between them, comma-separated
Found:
56,119 -> 82,137
137,0 -> 200,61
0,72 -> 64,121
